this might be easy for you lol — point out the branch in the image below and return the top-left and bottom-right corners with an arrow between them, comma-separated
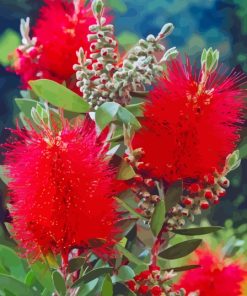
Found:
130,91 -> 149,98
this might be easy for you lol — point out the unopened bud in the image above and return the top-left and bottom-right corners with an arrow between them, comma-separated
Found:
92,0 -> 104,17
157,23 -> 174,40
200,201 -> 209,210
201,47 -> 219,74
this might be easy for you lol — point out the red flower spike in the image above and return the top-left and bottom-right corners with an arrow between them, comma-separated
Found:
175,247 -> 247,296
200,201 -> 210,210
133,58 -> 245,182
13,0 -> 105,90
4,120 -> 121,260
138,285 -> 149,295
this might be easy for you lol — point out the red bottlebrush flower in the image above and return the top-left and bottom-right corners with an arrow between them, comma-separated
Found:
3,120 -> 121,260
133,58 -> 246,183
175,247 -> 247,296
13,0 -> 99,89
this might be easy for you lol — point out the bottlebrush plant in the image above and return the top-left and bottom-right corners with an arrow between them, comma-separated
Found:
0,0 -> 246,295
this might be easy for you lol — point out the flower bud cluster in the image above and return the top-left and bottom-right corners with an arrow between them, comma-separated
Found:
125,149 -> 159,219
126,265 -> 186,296
74,0 -> 177,109
164,151 -> 240,231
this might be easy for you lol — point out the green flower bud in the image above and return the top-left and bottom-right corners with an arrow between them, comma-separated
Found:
201,47 -> 219,74
157,23 -> 174,40
92,0 -> 104,17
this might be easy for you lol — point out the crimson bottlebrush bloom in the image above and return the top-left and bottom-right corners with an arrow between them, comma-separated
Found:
133,59 -> 246,183
13,0 -> 97,89
3,120 -> 120,260
175,247 -> 247,296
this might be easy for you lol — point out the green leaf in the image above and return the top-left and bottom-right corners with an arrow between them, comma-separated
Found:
117,160 -> 136,180
115,197 -> 146,220
0,245 -> 26,281
0,166 -> 10,185
150,200 -> 165,237
0,29 -> 20,66
162,265 -> 200,272
29,79 -> 90,113
15,99 -> 39,120
117,266 -> 135,281
117,106 -> 141,130
116,244 -> 147,267
88,238 -> 106,248
115,218 -> 138,240
72,267 -> 113,288
113,282 -> 136,296
125,103 -> 144,117
101,274 -> 113,296
165,180 -> 182,211
172,226 -> 223,236
0,274 -> 37,296
206,48 -> 213,71
67,257 -> 85,273
226,150 -> 240,170
30,261 -> 53,292
52,271 -> 66,296
159,239 -> 202,260
95,102 -> 120,130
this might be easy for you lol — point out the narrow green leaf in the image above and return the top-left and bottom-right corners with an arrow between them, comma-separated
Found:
72,267 -> 113,288
29,79 -> 90,113
117,266 -> 135,281
0,245 -> 26,281
0,274 -> 37,296
162,265 -> 200,272
88,238 -> 106,248
172,226 -> 223,236
113,282 -> 136,296
117,160 -> 136,180
31,261 -> 54,292
159,239 -> 202,260
0,166 -> 10,185
116,244 -> 147,267
67,257 -> 85,273
115,197 -> 146,220
150,200 -> 165,237
95,102 -> 120,130
165,180 -> 182,211
117,106 -> 141,129
125,103 -> 144,117
52,271 -> 66,296
115,218 -> 138,240
101,274 -> 113,296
